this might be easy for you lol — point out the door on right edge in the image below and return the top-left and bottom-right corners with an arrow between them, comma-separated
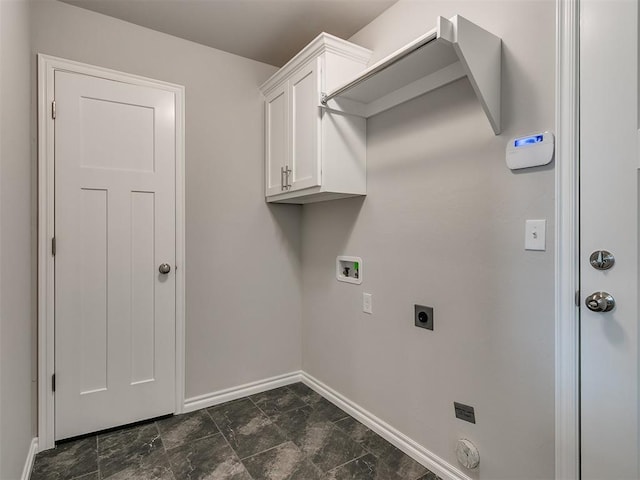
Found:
580,1 -> 639,479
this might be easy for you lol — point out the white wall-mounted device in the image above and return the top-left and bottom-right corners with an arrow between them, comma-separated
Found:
506,131 -> 554,170
337,256 -> 362,284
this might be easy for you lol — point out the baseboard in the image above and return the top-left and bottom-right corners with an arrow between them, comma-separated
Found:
301,372 -> 473,480
183,370 -> 470,480
183,371 -> 302,413
21,437 -> 38,480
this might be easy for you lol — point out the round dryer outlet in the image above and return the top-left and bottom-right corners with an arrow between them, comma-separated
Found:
455,438 -> 480,470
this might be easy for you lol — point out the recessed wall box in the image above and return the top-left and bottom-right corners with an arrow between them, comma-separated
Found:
337,256 -> 362,284
506,131 -> 554,170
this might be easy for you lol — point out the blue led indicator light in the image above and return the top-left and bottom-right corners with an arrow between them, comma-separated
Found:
515,134 -> 544,147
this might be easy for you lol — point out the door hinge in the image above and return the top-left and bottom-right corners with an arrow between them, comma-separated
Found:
52,237 -> 56,256
52,374 -> 56,392
51,100 -> 56,120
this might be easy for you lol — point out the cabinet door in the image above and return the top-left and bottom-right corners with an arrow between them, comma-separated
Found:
289,58 -> 322,191
265,84 -> 288,196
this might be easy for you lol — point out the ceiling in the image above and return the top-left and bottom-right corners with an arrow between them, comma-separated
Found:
60,0 -> 397,66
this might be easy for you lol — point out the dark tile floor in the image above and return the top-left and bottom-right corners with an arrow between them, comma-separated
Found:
31,383 -> 441,480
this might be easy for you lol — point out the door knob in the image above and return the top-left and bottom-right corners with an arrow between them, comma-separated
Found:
158,263 -> 171,274
585,292 -> 615,312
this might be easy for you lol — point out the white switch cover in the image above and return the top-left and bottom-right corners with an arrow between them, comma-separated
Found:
363,293 -> 372,314
525,219 -> 546,251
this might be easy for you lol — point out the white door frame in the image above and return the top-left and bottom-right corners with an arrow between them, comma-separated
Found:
37,54 -> 186,451
555,0 -> 580,479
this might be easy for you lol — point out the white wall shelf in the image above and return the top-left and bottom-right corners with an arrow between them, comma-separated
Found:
321,15 -> 502,135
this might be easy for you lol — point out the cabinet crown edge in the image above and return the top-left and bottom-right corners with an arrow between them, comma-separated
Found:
260,32 -> 372,95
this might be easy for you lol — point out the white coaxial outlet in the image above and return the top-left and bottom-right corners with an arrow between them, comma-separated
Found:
455,438 -> 480,470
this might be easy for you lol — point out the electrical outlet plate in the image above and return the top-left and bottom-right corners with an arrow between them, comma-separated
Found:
454,402 -> 476,424
414,304 -> 434,330
363,293 -> 372,314
525,219 -> 546,251
337,256 -> 362,284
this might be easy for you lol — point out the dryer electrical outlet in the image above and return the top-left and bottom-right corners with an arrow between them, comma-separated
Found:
414,304 -> 434,330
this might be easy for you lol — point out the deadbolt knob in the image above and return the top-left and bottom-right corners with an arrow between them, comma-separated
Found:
589,250 -> 615,270
159,263 -> 171,274
585,292 -> 615,312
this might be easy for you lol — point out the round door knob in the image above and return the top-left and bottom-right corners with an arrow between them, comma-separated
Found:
158,263 -> 171,274
585,292 -> 615,312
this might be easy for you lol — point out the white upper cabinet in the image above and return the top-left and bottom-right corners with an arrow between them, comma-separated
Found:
264,84 -> 288,197
260,34 -> 372,204
289,58 -> 321,191
261,17 -> 502,203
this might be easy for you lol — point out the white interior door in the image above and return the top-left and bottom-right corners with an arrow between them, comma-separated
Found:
54,70 -> 176,440
580,1 -> 639,479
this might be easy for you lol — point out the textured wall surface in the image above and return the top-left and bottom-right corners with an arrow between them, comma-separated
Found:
30,0 -> 302,402
302,1 -> 556,478
0,0 -> 35,477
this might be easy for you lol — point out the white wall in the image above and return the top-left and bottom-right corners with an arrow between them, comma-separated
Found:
0,0 -> 36,477
30,0 -> 302,401
302,1 -> 556,479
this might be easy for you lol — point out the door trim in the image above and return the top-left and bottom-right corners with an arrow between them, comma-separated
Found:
37,54 -> 186,451
554,0 -> 580,479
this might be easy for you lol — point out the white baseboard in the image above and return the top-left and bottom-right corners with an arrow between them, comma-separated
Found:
183,370 -> 469,480
183,371 -> 302,413
301,372 -> 472,480
21,437 -> 38,480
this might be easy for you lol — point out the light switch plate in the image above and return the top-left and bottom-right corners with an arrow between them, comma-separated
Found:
363,293 -> 372,314
525,219 -> 546,251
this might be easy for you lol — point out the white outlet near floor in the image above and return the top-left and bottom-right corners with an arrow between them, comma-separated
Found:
363,293 -> 372,314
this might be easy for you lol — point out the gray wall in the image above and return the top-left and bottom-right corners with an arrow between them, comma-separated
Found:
0,0 -> 35,477
301,1 -> 556,479
15,2 -> 556,478
30,0 -> 302,401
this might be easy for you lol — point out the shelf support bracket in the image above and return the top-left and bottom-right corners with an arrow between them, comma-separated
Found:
442,15 -> 502,135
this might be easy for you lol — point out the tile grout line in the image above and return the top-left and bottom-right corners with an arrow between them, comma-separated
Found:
155,419 -> 179,480
245,391 -> 295,446
237,440 -> 296,462
203,404 -> 257,480
94,435 -> 101,480
157,416 -> 219,480
261,387 -> 372,476
325,452 -> 371,474
150,420 -> 180,480
243,388 -> 331,474
224,387 -> 327,474
218,426 -> 257,480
